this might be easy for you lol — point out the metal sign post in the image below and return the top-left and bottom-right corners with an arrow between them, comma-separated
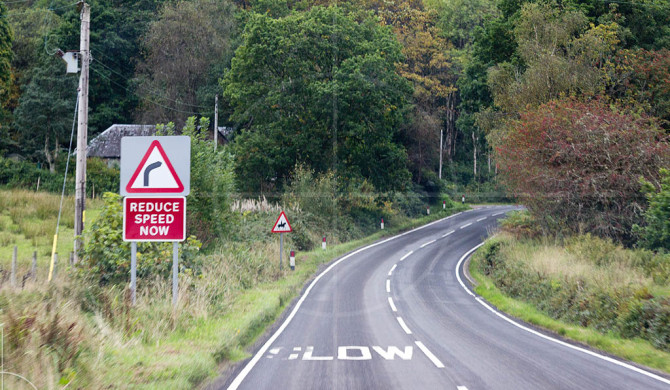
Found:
172,242 -> 179,306
131,241 -> 137,305
280,233 -> 284,270
271,211 -> 292,270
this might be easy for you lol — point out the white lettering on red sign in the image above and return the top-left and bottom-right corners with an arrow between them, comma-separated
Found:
123,197 -> 186,242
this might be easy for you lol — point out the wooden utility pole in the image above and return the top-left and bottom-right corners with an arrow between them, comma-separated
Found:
73,1 -> 90,263
214,94 -> 219,151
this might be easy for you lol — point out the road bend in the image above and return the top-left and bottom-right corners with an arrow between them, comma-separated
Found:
220,206 -> 670,390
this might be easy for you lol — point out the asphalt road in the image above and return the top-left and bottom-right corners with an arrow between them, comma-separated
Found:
221,206 -> 670,390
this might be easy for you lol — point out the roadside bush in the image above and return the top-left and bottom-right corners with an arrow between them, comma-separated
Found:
496,98 -> 670,244
477,233 -> 670,350
157,117 -> 237,246
79,193 -> 202,285
635,169 -> 670,251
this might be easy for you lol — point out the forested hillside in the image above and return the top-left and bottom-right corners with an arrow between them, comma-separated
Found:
0,0 -> 668,245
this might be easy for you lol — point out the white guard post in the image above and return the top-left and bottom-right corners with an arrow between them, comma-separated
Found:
290,250 -> 295,271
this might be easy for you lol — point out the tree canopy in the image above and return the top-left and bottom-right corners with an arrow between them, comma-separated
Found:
223,6 -> 412,193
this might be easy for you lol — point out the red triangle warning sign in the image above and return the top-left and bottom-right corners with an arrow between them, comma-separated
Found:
125,140 -> 184,193
271,211 -> 292,233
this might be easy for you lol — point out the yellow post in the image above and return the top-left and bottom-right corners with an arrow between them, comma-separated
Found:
48,234 -> 58,282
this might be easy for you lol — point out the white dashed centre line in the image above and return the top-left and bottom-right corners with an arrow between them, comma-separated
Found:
400,251 -> 414,261
460,222 -> 472,229
386,279 -> 391,293
388,264 -> 397,276
477,217 -> 487,222
415,341 -> 444,368
492,212 -> 505,216
420,239 -> 437,248
442,230 -> 455,237
388,297 -> 397,312
457,386 -> 469,390
397,317 -> 412,334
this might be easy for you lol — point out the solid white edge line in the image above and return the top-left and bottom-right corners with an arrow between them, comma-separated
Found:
226,211 -> 462,390
388,264 -> 397,276
460,223 -> 472,229
388,297 -> 397,312
415,341 -> 445,368
397,317 -> 413,334
400,250 -> 414,261
455,244 -> 670,386
421,239 -> 437,248
386,279 -> 391,293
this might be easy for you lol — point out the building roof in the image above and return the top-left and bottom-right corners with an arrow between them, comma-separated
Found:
87,124 -> 157,158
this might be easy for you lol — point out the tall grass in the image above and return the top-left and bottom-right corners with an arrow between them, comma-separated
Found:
476,231 -> 670,350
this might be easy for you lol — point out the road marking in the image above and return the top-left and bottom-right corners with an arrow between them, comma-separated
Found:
267,347 -> 281,358
388,264 -> 397,276
477,217 -> 487,222
400,251 -> 414,261
455,244 -> 670,387
457,387 -> 469,390
397,317 -> 412,334
386,279 -> 391,293
227,212 -> 464,390
442,230 -> 455,237
421,239 -> 437,248
373,346 -> 413,360
303,346 -> 333,360
338,346 -> 372,360
288,347 -> 301,360
388,297 -> 397,312
415,341 -> 445,368
460,223 -> 472,229
492,211 -> 505,216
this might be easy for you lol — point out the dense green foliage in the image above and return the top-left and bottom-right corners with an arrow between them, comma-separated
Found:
156,117 -> 237,244
223,6 -> 412,193
636,169 -> 670,251
80,193 -> 201,285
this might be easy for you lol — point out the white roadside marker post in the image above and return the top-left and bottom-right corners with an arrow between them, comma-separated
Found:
322,236 -> 327,250
290,250 -> 295,271
426,206 -> 430,215
381,218 -> 384,230
443,200 -> 446,210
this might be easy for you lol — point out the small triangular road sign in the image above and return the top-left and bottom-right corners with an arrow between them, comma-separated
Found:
126,140 -> 184,193
272,211 -> 292,233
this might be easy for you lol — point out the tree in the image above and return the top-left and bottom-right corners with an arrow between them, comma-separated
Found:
364,0 -> 457,184
223,6 -> 412,193
135,0 -> 236,125
496,98 -> 670,243
0,1 -> 13,151
636,169 -> 670,251
13,56 -> 78,172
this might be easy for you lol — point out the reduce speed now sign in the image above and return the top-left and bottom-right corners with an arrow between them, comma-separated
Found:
123,197 -> 186,242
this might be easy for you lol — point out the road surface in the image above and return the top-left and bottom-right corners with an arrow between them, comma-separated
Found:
220,206 -> 670,390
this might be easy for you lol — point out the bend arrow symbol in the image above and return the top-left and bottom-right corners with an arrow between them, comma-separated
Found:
144,161 -> 162,186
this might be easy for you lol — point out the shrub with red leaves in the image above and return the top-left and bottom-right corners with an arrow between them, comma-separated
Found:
496,98 -> 670,243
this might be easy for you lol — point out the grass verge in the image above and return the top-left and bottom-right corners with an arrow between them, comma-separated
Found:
469,245 -> 670,375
